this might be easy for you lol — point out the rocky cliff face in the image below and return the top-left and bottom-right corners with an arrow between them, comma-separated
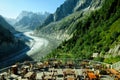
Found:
35,0 -> 103,40
74,0 -> 103,11
45,0 -> 120,61
15,11 -> 50,32
41,0 -> 103,26
41,0 -> 78,27
54,0 -> 78,21
6,11 -> 50,32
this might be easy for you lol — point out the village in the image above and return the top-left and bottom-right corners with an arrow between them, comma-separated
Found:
0,57 -> 120,80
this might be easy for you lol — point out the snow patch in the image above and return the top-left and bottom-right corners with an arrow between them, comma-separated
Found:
24,31 -> 49,56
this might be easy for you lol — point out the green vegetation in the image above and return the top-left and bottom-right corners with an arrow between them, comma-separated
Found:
0,22 -> 28,61
0,24 -> 14,43
45,0 -> 120,63
104,56 -> 120,64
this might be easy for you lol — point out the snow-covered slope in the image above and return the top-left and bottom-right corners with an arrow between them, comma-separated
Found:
6,11 -> 50,32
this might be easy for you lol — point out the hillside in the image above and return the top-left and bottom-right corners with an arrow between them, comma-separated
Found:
0,16 -> 28,61
0,24 -> 14,44
0,15 -> 16,33
45,0 -> 120,63
35,0 -> 103,40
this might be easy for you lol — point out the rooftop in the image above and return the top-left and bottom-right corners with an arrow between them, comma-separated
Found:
0,59 -> 119,80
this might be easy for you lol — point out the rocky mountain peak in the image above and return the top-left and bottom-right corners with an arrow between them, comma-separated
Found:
54,0 -> 78,21
42,0 -> 103,27
74,0 -> 103,11
6,11 -> 50,32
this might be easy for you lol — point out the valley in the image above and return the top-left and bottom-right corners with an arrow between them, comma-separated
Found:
24,31 -> 48,57
0,0 -> 120,76
0,31 -> 49,68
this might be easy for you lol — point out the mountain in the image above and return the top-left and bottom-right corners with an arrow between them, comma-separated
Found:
35,0 -> 103,40
0,16 -> 28,61
0,15 -> 16,33
7,11 -> 50,32
40,0 -> 103,26
5,18 -> 16,26
44,0 -> 120,63
37,0 -> 80,28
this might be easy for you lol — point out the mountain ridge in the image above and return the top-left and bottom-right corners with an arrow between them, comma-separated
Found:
35,0 -> 103,40
0,15 -> 28,61
45,0 -> 120,63
6,11 -> 50,32
0,15 -> 16,33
